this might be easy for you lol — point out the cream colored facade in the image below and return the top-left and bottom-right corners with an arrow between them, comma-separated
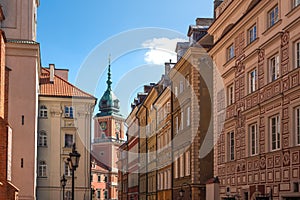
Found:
37,68 -> 96,200
209,0 -> 300,199
0,0 -> 40,199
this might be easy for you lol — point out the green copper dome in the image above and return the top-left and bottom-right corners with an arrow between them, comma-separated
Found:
97,59 -> 121,117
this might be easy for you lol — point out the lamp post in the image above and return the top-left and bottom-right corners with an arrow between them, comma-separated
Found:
60,174 -> 67,200
68,143 -> 81,200
179,182 -> 192,199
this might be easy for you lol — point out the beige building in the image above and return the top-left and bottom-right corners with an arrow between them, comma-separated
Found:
209,0 -> 300,199
0,0 -> 41,199
37,66 -> 96,200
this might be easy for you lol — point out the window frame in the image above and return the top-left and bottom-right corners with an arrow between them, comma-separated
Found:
293,0 -> 300,8
249,123 -> 259,156
64,162 -> 72,176
270,115 -> 281,151
248,24 -> 257,44
185,150 -> 190,176
295,107 -> 300,145
38,130 -> 47,147
64,106 -> 74,118
228,131 -> 235,161
248,68 -> 257,93
39,105 -> 48,118
64,133 -> 74,148
295,40 -> 300,68
268,5 -> 279,28
227,83 -> 234,105
38,161 -> 47,177
227,43 -> 235,61
269,54 -> 280,82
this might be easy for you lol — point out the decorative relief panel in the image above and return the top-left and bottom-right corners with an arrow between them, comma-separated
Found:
281,31 -> 290,76
267,156 -> 274,169
258,49 -> 265,89
274,154 -> 281,167
283,150 -> 290,166
292,150 -> 300,165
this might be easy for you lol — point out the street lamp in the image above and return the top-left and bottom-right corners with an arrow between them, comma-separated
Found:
179,182 -> 192,199
67,143 -> 81,200
60,174 -> 67,200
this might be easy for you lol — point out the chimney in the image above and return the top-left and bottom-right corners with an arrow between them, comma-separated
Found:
214,0 -> 223,19
49,64 -> 55,83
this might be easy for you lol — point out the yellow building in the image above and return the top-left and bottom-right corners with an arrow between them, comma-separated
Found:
37,66 -> 96,200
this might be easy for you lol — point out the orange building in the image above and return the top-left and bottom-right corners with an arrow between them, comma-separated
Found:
209,0 -> 300,199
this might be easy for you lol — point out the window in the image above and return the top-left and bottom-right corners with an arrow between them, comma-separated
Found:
185,151 -> 190,176
66,191 -> 72,200
38,131 -> 47,147
296,40 -> 300,68
104,175 -> 108,182
293,0 -> 300,8
175,116 -> 178,134
179,81 -> 184,93
248,69 -> 257,93
98,175 -> 101,182
227,84 -> 234,105
270,115 -> 280,150
295,107 -> 300,145
269,55 -> 280,82
248,24 -> 257,43
64,106 -> 74,118
39,105 -> 47,118
179,154 -> 184,177
186,106 -> 191,127
249,123 -> 258,155
185,74 -> 190,87
174,86 -> 178,97
228,131 -> 235,161
227,44 -> 235,60
65,162 -> 72,176
104,190 -> 108,199
38,161 -> 47,177
268,5 -> 279,27
97,189 -> 101,198
64,134 -> 73,148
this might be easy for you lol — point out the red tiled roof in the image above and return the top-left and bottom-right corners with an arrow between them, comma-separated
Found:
39,68 -> 96,99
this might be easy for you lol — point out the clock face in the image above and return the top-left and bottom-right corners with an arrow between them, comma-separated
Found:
100,122 -> 107,130
115,122 -> 120,131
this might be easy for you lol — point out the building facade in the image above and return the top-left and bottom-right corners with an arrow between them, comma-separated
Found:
1,0 -> 41,199
91,62 -> 125,200
209,0 -> 300,199
37,66 -> 96,200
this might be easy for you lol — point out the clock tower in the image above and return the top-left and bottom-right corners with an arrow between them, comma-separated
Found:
92,59 -> 125,171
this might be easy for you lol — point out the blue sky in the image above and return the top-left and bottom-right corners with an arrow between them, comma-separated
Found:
37,0 -> 213,116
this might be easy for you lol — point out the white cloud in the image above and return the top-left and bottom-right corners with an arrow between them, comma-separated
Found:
142,37 -> 187,65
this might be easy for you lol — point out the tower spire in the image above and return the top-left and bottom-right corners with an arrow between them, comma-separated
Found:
106,54 -> 112,91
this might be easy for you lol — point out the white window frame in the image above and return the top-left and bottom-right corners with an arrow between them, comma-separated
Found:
228,131 -> 235,161
64,106 -> 74,118
269,55 -> 280,82
270,115 -> 281,150
180,110 -> 184,130
39,105 -> 48,118
38,131 -> 47,147
227,44 -> 235,61
249,123 -> 258,155
174,86 -> 178,97
65,162 -> 72,176
248,24 -> 257,44
179,80 -> 184,93
295,40 -> 300,68
268,5 -> 279,28
227,83 -> 234,105
175,116 -> 179,134
248,69 -> 257,93
174,158 -> 178,178
38,161 -> 47,177
295,107 -> 300,145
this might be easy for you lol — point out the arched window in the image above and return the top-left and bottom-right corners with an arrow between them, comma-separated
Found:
39,105 -> 48,118
38,131 -> 47,147
38,161 -> 47,177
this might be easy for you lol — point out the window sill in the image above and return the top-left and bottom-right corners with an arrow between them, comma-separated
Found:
244,37 -> 259,51
286,4 -> 300,17
39,117 -> 48,119
38,145 -> 48,148
262,19 -> 282,36
223,56 -> 235,68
